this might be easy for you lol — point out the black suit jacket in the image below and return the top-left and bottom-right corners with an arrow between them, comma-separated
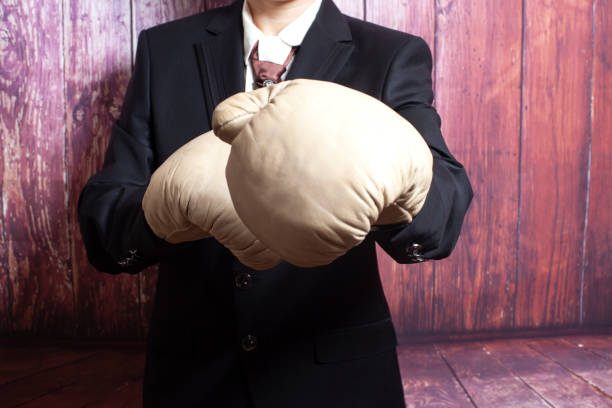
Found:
78,1 -> 473,407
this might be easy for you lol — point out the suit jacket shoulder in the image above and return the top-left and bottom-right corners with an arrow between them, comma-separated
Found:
344,15 -> 429,58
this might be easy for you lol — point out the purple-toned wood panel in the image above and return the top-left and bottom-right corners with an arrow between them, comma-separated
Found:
133,0 -> 206,65
64,1 -> 142,338
1,0 -> 611,340
583,0 -> 611,326
333,0 -> 364,19
162,0 -> 206,20
366,0 -> 435,46
433,0 -> 521,332
0,0 -> 8,335
134,0 -> 207,38
0,0 -> 73,336
205,0 -> 233,9
366,0 -> 437,336
206,0 -> 363,18
1,3 -> 13,334
515,0 -> 592,328
134,1 -> 166,38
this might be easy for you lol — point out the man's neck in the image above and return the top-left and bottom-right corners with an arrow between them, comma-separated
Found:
247,0 -> 317,35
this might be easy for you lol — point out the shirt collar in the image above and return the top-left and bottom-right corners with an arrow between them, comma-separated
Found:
242,0 -> 322,66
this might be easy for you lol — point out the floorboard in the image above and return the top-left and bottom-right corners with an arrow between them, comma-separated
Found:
398,343 -> 474,407
435,341 -> 551,407
527,337 -> 612,398
0,346 -> 97,386
0,334 -> 610,407
560,334 -> 612,361
0,349 -> 143,407
483,338 -> 611,407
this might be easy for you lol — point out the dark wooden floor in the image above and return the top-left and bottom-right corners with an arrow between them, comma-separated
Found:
1,334 -> 611,407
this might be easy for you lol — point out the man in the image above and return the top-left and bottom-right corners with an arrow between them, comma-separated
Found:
78,0 -> 473,406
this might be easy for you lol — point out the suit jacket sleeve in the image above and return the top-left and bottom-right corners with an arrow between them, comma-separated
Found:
373,35 -> 473,263
78,29 -> 181,274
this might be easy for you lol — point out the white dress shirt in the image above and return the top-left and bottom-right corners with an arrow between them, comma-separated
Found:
242,0 -> 322,91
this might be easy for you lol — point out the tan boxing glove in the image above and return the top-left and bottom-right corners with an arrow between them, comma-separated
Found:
212,79 -> 433,267
142,130 -> 281,270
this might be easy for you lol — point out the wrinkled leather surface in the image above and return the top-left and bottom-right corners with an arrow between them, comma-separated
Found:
142,130 -> 281,270
213,79 -> 433,267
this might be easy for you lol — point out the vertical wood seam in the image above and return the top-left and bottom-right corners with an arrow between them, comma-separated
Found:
432,0 -> 438,86
1,91 -> 11,332
432,0 -> 439,333
579,0 -> 596,327
514,0 -> 527,330
61,0 -> 76,337
131,0 -> 138,67
0,8 -> 9,330
160,0 -> 167,25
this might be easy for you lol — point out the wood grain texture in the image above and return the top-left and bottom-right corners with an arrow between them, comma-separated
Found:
332,0 -> 364,19
205,1 -> 363,18
0,0 -> 7,333
162,0 -> 206,20
0,345 -> 96,386
397,326 -> 612,345
378,247 -> 435,335
516,0 -> 593,328
0,0 -> 74,336
14,351 -> 143,408
485,338 -> 612,407
205,0 -> 233,10
528,337 -> 612,398
0,123 -> 7,334
64,1 -> 142,339
562,334 -> 612,360
437,341 -> 550,407
583,0 -> 612,327
133,0 -> 165,37
366,0 -> 435,46
398,343 -> 473,407
365,0 -> 436,336
0,0 -> 7,335
433,0 -> 521,333
0,0 -> 610,340
84,378 -> 143,408
0,350 -> 143,408
134,0 -> 206,36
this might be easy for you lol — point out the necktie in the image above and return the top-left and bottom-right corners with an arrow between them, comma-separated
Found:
249,40 -> 297,89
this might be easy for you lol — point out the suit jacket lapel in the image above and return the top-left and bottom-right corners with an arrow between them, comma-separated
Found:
287,0 -> 354,82
196,0 -> 245,124
195,0 -> 354,123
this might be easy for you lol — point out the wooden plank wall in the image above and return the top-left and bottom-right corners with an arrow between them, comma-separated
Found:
0,0 -> 609,340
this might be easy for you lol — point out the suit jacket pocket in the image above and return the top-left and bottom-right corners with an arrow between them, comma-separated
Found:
314,317 -> 398,363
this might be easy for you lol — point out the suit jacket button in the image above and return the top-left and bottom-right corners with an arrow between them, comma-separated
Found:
117,249 -> 140,268
242,335 -> 257,352
406,243 -> 425,262
234,272 -> 253,289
